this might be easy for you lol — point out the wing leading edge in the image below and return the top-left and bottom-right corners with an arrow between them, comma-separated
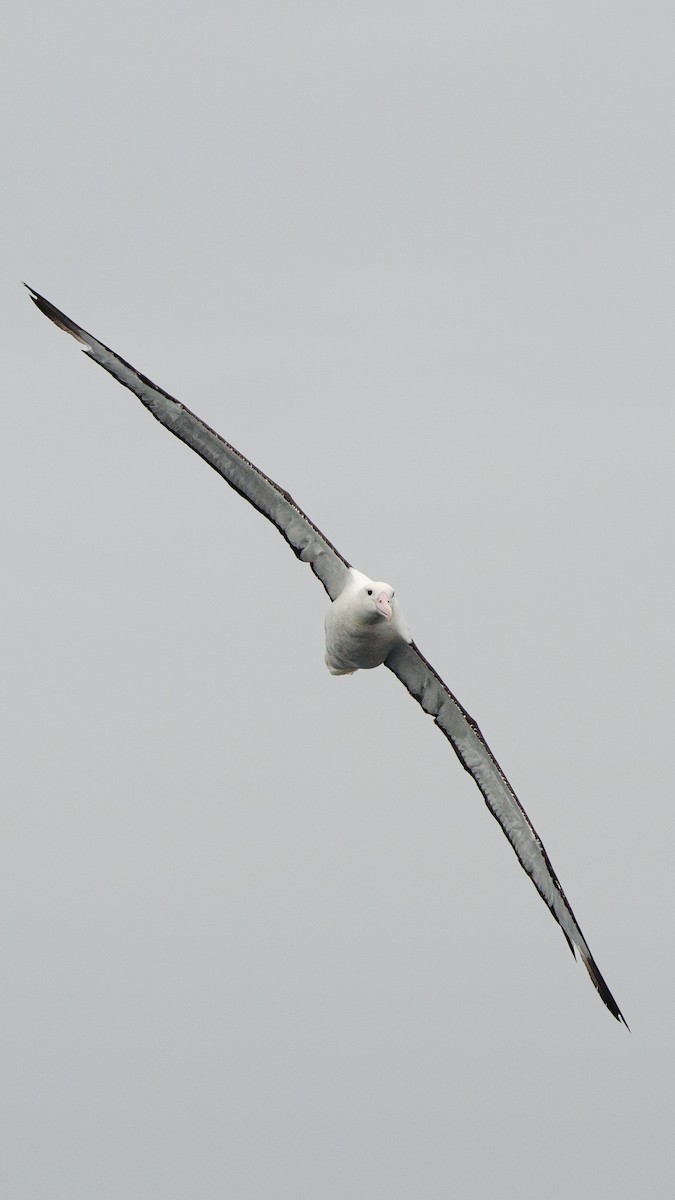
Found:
25,286 -> 350,602
28,285 -> 626,1025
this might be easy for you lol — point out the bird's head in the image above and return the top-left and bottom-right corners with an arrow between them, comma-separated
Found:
349,570 -> 395,624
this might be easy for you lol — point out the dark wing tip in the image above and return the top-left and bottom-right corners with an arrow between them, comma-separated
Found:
24,284 -> 88,346
582,951 -> 630,1029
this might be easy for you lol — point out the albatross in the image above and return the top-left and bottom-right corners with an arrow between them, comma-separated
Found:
26,284 -> 627,1026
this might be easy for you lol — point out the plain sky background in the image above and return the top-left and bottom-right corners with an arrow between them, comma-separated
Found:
4,2 -> 675,1196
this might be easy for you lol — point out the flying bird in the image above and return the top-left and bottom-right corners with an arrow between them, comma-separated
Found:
26,284 -> 627,1026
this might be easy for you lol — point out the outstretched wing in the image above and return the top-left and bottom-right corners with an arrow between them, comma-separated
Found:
25,286 -> 350,601
385,639 -> 627,1025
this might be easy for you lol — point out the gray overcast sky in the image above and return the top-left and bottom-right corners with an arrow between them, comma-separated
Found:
4,2 -> 675,1196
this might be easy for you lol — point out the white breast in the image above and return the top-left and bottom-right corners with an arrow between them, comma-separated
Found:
324,567 -> 410,675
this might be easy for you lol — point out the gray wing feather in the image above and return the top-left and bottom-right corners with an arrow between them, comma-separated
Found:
385,639 -> 627,1026
26,286 -> 350,601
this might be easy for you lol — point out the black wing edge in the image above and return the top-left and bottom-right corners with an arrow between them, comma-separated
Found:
386,639 -> 628,1028
25,284 -> 90,344
24,284 -> 351,600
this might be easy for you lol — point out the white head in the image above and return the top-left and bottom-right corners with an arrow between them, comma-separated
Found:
347,568 -> 400,628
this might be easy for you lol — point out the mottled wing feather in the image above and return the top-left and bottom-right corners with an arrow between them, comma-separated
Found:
385,639 -> 627,1026
25,286 -> 350,601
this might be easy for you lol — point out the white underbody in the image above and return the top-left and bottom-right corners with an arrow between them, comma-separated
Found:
324,567 -> 411,675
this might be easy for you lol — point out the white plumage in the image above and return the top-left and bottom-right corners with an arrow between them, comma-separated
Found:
325,568 -> 411,675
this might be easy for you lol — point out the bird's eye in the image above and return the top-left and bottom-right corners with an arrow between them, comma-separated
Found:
367,589 -> 373,596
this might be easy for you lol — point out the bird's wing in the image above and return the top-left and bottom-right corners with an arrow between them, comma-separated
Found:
26,286 -> 351,601
385,638 -> 628,1026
